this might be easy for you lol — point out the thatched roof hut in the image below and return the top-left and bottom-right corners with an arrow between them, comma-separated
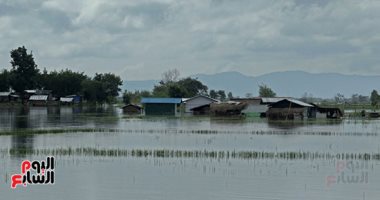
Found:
210,102 -> 247,116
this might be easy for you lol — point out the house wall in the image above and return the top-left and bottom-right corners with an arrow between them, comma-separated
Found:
145,103 -> 176,115
242,105 -> 268,114
185,97 -> 215,113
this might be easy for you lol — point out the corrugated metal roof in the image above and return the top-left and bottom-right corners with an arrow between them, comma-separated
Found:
141,97 -> 182,104
269,98 -> 313,107
261,97 -> 286,103
0,92 -> 11,96
24,90 -> 37,94
60,97 -> 74,102
183,95 -> 219,103
29,95 -> 48,101
286,99 -> 313,107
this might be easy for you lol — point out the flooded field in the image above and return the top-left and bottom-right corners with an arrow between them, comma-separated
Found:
1,106 -> 380,200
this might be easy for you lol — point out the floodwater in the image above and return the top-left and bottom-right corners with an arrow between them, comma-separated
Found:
0,106 -> 380,200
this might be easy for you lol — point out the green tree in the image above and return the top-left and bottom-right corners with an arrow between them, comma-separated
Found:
259,84 -> 276,97
209,90 -> 217,99
123,90 -> 151,104
168,84 -> 186,98
370,90 -> 379,109
38,69 -> 88,97
0,69 -> 10,91
153,70 -> 208,98
177,77 -> 208,97
81,79 -> 106,103
152,84 -> 169,97
122,90 -> 132,104
94,73 -> 123,102
9,46 -> 39,93
227,92 -> 233,99
217,90 -> 226,101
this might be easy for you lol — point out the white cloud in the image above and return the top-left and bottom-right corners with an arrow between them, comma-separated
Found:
1,0 -> 380,79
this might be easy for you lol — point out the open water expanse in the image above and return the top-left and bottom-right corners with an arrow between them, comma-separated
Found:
0,106 -> 379,200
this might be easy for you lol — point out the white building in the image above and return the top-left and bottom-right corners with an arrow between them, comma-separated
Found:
183,95 -> 219,113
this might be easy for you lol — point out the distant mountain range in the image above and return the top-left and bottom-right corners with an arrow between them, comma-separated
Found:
123,71 -> 380,98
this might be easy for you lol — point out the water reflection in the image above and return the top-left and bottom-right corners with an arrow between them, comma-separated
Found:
0,105 -> 120,130
10,135 -> 34,158
267,119 -> 343,130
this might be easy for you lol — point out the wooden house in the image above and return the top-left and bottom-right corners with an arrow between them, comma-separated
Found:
267,99 -> 313,120
307,103 -> 343,119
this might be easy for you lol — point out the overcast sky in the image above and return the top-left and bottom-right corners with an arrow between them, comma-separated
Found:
1,0 -> 380,80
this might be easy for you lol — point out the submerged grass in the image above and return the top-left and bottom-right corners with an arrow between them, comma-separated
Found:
6,147 -> 380,160
0,127 -> 378,136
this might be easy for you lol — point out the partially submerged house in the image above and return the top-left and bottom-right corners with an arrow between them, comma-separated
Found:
231,97 -> 267,117
183,95 -> 218,113
28,90 -> 52,106
29,95 -> 49,106
122,104 -> 142,115
0,92 -> 11,102
267,98 -> 313,120
141,97 -> 182,116
60,95 -> 81,105
210,101 -> 247,116
308,103 -> 343,119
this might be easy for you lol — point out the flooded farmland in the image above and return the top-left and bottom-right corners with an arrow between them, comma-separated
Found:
1,106 -> 380,200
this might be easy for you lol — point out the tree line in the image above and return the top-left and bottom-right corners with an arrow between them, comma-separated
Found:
0,46 -> 122,103
122,69 -> 278,104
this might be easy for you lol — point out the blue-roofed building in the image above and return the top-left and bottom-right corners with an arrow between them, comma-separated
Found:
141,97 -> 182,116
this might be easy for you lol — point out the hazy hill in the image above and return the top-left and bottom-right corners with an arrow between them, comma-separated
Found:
123,71 -> 380,98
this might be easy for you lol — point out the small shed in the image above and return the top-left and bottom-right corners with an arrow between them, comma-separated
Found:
122,104 -> 142,115
184,95 -> 218,113
141,98 -> 182,116
267,99 -> 313,120
29,95 -> 49,106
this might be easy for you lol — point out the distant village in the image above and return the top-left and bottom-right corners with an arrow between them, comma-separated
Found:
121,95 -> 346,120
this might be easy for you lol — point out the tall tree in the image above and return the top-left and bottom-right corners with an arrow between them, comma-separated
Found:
81,79 -> 106,103
217,90 -> 226,101
259,84 -> 276,97
0,69 -> 10,91
168,84 -> 186,98
38,69 -> 88,97
94,73 -> 123,102
227,92 -> 233,99
209,90 -> 217,99
9,46 -> 39,93
177,77 -> 208,97
370,90 -> 379,109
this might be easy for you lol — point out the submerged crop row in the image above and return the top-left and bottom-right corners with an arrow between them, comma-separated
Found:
5,147 -> 380,160
0,128 -> 378,136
